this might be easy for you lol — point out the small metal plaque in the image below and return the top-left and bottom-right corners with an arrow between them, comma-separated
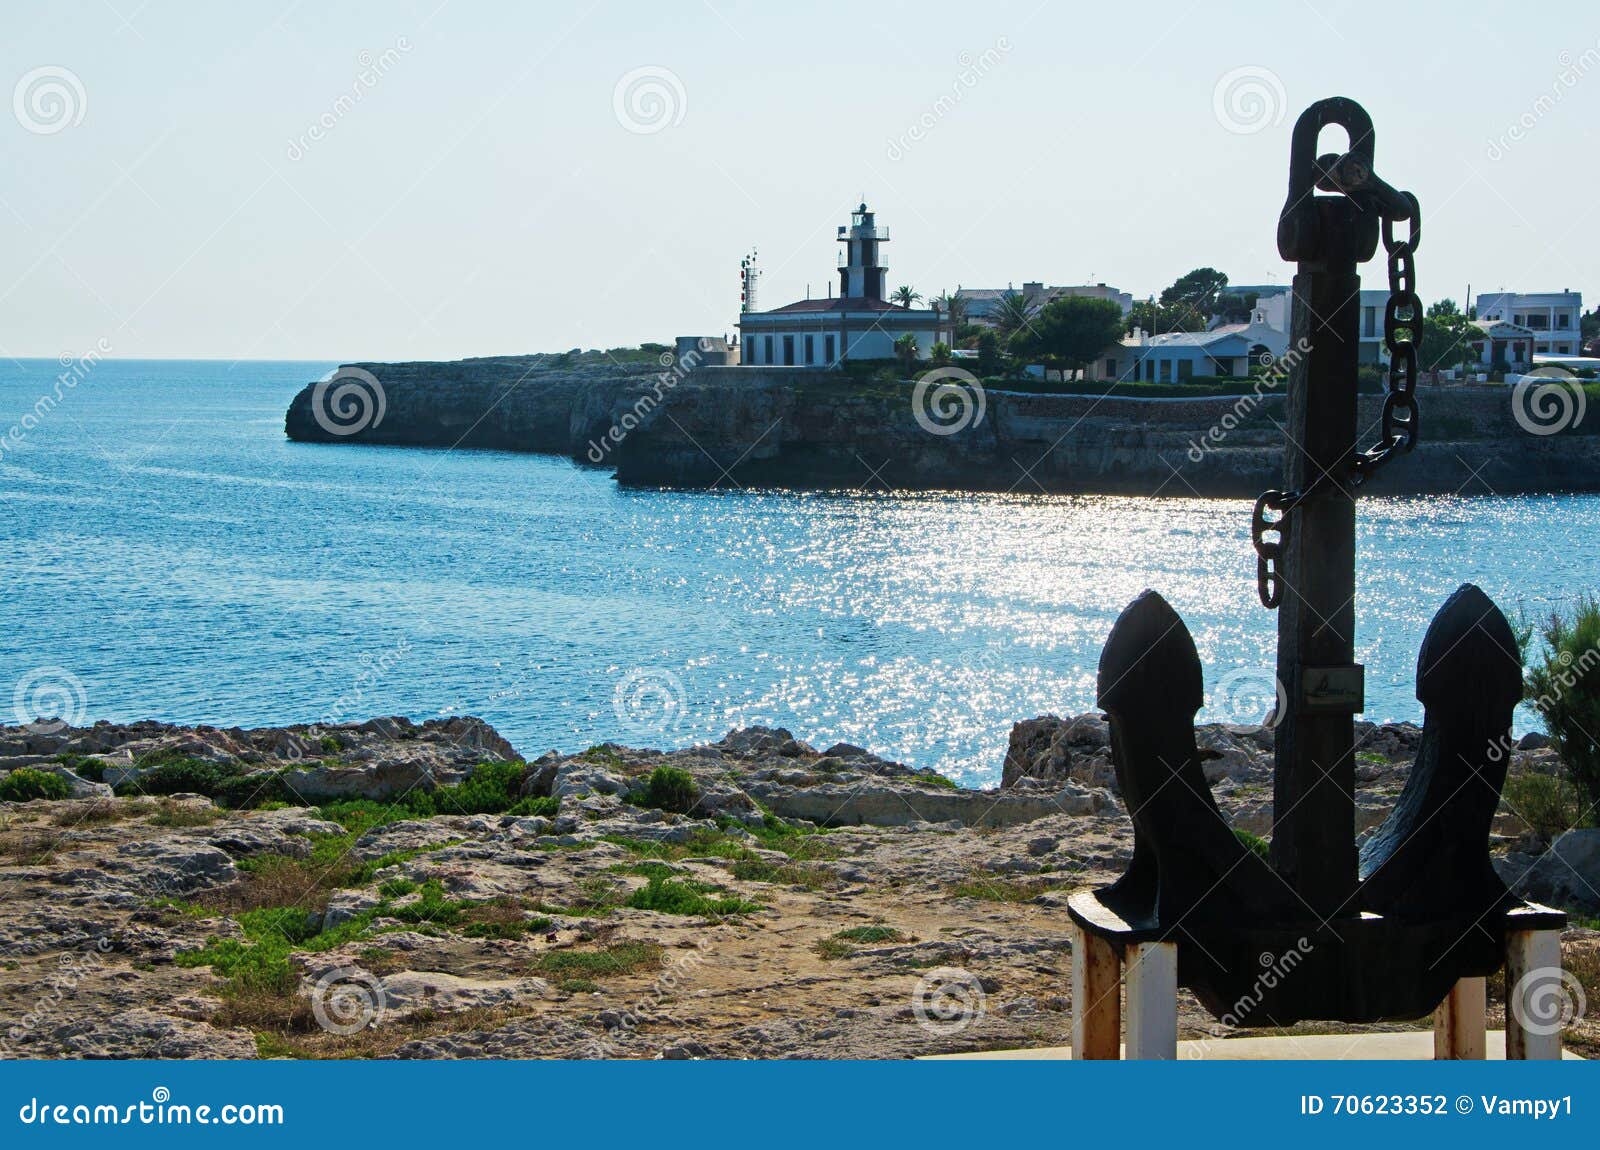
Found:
1300,664 -> 1364,712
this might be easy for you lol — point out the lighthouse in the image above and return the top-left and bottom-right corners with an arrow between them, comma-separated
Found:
837,203 -> 888,300
737,202 -> 949,367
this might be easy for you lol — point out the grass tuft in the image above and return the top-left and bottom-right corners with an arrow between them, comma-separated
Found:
625,874 -> 761,919
529,941 -> 662,979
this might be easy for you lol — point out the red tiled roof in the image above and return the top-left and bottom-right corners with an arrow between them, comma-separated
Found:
762,297 -> 907,314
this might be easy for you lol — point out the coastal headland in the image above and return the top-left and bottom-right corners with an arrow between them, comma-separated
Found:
284,354 -> 1600,495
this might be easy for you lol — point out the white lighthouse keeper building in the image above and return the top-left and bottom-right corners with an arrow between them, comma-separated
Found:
738,203 -> 949,366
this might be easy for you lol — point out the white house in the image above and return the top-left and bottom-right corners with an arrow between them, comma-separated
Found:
1239,285 -> 1390,365
956,281 -> 1134,326
1355,289 -> 1394,365
1473,291 -> 1584,357
737,203 -> 949,365
1090,328 -> 1256,383
1467,319 -> 1536,370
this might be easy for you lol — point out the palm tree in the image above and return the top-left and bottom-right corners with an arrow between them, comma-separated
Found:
894,333 -> 920,371
891,285 -> 921,308
933,290 -> 966,329
992,290 -> 1039,343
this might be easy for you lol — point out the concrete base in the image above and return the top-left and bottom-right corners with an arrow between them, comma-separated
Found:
926,1031 -> 1583,1061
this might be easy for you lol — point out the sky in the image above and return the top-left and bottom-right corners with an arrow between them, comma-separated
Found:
1,0 -> 1596,362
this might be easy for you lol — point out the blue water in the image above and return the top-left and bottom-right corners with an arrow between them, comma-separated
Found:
2,358 -> 1594,785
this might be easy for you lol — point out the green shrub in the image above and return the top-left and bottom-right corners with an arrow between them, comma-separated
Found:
114,757 -> 305,807
423,760 -> 526,816
1234,828 -> 1271,860
0,767 -> 73,803
505,795 -> 559,818
1502,772 -> 1583,839
316,799 -> 415,836
115,757 -> 243,799
53,753 -> 106,781
625,874 -> 759,918
213,770 -> 300,809
1526,596 -> 1600,822
629,766 -> 698,814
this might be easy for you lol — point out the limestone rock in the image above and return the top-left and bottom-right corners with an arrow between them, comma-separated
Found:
47,1009 -> 257,1059
1507,828 -> 1600,912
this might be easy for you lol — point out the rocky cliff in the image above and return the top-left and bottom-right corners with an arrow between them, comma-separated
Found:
611,370 -> 1600,496
283,354 -> 666,456
285,358 -> 1600,496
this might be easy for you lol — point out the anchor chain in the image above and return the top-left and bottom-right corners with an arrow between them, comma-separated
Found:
1253,162 -> 1421,609
1354,194 -> 1423,481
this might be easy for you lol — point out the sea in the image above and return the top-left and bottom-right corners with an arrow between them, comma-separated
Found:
2,358 -> 1594,786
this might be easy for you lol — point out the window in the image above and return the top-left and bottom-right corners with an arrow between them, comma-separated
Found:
1514,314 -> 1526,326
1177,360 -> 1193,380
1159,359 -> 1172,382
782,335 -> 794,365
1143,359 -> 1155,382
1104,357 -> 1117,377
825,335 -> 836,363
1363,306 -> 1377,337
1559,314 -> 1571,328
763,336 -> 773,364
804,335 -> 814,364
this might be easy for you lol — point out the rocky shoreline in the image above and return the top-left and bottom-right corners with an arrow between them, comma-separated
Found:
2,714 -> 1595,1059
283,357 -> 1600,496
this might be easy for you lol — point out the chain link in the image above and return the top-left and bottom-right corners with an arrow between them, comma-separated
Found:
1353,194 -> 1423,482
1252,490 -> 1293,609
1253,176 -> 1420,609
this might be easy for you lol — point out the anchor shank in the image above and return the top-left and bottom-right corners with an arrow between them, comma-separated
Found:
1271,198 -> 1362,918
